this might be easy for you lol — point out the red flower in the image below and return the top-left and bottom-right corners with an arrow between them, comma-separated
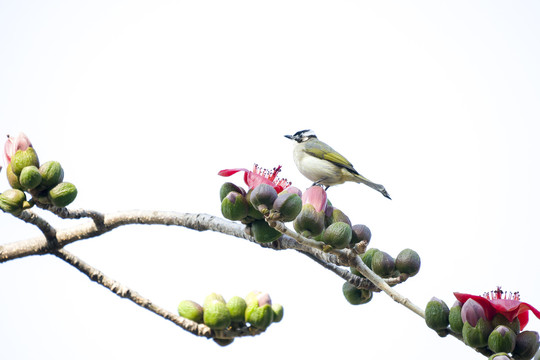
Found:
454,287 -> 540,331
218,164 -> 291,193
4,132 -> 32,165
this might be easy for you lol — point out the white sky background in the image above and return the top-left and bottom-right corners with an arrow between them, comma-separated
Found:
1,1 -> 539,359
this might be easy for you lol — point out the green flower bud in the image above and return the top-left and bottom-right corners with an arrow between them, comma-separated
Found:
271,304 -> 284,323
221,191 -> 249,221
39,161 -> 64,190
293,204 -> 326,238
488,353 -> 512,360
48,182 -> 77,207
513,331 -> 540,360
491,313 -> 520,335
247,304 -> 274,330
322,222 -> 352,249
371,251 -> 395,277
250,183 -> 278,212
245,290 -> 262,306
272,192 -> 302,222
10,147 -> 39,176
19,165 -> 42,190
203,300 -> 231,330
395,248 -> 421,277
250,220 -> 282,243
488,326 -> 516,354
213,338 -> 234,347
342,282 -> 373,305
220,182 -> 245,202
227,296 -> 247,324
449,301 -> 464,334
462,317 -> 493,348
245,301 -> 258,323
425,297 -> 450,331
245,292 -> 273,328
361,248 -> 380,269
350,224 -> 371,245
203,293 -> 226,308
0,189 -> 27,215
245,189 -> 264,220
324,207 -> 351,227
6,164 -> 23,190
177,300 -> 204,323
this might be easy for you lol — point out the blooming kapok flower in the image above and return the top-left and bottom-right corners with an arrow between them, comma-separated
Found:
454,287 -> 540,331
218,164 -> 291,193
4,132 -> 32,165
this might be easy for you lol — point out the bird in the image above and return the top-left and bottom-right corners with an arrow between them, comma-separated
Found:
284,129 -> 391,199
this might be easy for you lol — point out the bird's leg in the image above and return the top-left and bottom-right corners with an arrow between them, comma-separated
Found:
312,179 -> 329,190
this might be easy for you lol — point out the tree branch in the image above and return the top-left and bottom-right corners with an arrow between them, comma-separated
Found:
0,211 -> 250,262
52,248 -> 264,340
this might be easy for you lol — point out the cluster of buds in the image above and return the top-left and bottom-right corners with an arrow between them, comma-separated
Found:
177,291 -> 283,346
0,133 -> 77,215
219,165 -> 300,243
425,288 -> 540,359
219,165 -> 421,306
344,247 -> 421,305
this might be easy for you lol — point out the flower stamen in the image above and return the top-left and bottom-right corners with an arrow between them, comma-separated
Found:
253,164 -> 291,190
483,286 -> 521,301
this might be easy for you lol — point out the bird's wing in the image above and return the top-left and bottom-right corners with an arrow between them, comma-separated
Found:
303,141 -> 359,175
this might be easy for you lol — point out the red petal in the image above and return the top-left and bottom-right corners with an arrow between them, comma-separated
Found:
245,171 -> 275,189
518,311 -> 529,331
516,301 -> 540,330
218,168 -> 249,177
4,136 -> 14,164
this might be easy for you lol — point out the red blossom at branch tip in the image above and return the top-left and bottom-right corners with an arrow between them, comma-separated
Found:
454,286 -> 540,331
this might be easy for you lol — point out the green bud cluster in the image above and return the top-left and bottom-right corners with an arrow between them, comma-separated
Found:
343,248 -> 421,305
177,291 -> 283,346
220,182 -> 302,243
1,146 -> 77,215
425,298 -> 540,359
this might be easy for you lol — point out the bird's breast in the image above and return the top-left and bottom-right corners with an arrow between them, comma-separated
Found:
293,146 -> 344,185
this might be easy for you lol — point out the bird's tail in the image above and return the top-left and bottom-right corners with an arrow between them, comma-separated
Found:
353,173 -> 391,200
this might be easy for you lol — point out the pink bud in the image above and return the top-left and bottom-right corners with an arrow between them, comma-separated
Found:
4,132 -> 32,165
301,186 -> 327,213
461,298 -> 488,327
257,293 -> 272,307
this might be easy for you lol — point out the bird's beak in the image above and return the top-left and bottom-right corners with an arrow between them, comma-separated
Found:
284,134 -> 294,140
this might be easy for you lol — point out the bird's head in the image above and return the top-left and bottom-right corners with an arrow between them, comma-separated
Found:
284,129 -> 317,143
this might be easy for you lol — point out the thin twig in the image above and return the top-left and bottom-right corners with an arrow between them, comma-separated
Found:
35,203 -> 105,225
300,251 -> 380,291
15,210 -> 57,246
52,248 -> 264,339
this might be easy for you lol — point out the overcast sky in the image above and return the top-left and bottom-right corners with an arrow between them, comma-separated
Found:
1,2 -> 540,359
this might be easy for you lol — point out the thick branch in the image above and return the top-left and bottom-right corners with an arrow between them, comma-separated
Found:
0,211 -> 249,262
